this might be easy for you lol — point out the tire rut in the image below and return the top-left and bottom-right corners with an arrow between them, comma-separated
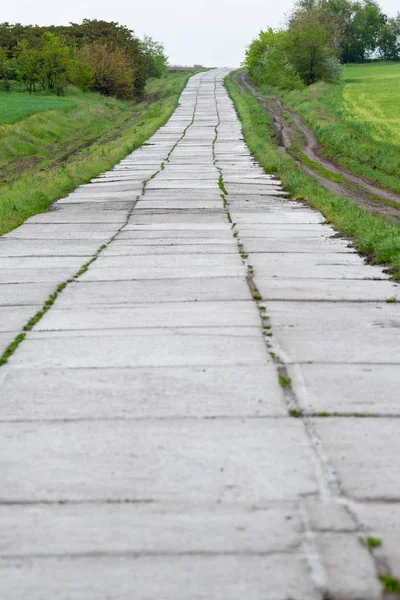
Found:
236,71 -> 400,221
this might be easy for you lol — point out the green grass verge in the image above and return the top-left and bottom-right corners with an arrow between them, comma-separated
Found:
264,62 -> 400,195
225,71 -> 400,278
0,72 -> 194,235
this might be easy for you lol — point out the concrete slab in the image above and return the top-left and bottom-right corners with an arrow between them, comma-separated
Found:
314,418 -> 400,499
356,502 -> 400,574
316,533 -> 382,600
102,243 -> 238,256
267,301 -> 400,330
231,211 -> 324,224
135,200 -> 223,209
0,256 -> 90,269
290,363 -> 400,414
123,222 -> 229,230
0,283 -> 55,307
0,240 -> 100,256
243,238 -> 353,254
79,265 -> 246,281
0,554 -> 319,600
0,364 -> 286,419
250,253 -> 387,280
3,223 -> 118,240
0,419 -> 318,502
9,333 -> 270,369
35,301 -> 261,331
54,278 -> 252,305
90,254 -> 244,270
0,306 -> 39,332
0,267 -> 80,284
255,277 -> 399,302
267,301 -> 400,362
111,236 -> 235,244
0,502 -> 301,556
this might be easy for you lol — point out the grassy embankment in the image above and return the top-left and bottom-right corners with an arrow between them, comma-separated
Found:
0,71 -> 194,235
267,62 -> 400,194
225,70 -> 400,278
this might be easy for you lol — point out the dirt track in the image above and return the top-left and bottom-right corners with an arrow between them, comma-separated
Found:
236,71 -> 400,221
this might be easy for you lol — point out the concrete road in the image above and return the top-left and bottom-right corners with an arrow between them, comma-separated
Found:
0,69 -> 399,599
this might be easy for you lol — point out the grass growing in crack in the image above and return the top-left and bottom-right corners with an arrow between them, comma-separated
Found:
253,292 -> 262,300
289,409 -> 303,417
0,333 -> 26,366
0,196 -> 136,366
218,174 -> 228,195
360,536 -> 382,550
386,296 -> 398,303
279,375 -> 292,388
379,574 -> 400,593
225,71 -> 400,279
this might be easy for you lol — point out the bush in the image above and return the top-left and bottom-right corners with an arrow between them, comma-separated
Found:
246,28 -> 305,91
322,57 -> 344,82
78,44 -> 134,99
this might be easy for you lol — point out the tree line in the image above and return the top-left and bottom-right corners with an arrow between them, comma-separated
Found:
0,19 -> 168,98
245,0 -> 400,89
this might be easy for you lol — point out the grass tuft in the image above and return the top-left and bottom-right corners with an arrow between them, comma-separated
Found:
279,375 -> 292,388
379,574 -> 400,593
360,536 -> 382,550
289,409 -> 303,417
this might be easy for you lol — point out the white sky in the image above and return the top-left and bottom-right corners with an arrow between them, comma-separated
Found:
3,0 -> 400,67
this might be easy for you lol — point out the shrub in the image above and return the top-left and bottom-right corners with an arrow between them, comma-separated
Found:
78,44 -> 134,99
322,57 -> 344,82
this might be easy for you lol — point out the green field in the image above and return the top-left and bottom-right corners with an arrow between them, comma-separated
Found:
0,72 -> 193,234
225,71 -> 400,278
0,90 -> 76,125
275,62 -> 400,193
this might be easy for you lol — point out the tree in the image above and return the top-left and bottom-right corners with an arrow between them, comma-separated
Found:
38,33 -> 75,95
0,46 -> 12,90
318,0 -> 359,56
71,59 -> 94,93
141,35 -> 168,77
15,40 -> 40,93
341,0 -> 386,62
286,7 -> 334,84
77,44 -> 134,98
0,20 -> 168,98
70,19 -> 147,98
245,29 -> 304,89
378,14 -> 400,60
